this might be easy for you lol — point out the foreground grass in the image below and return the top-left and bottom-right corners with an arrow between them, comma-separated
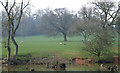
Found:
2,35 -> 119,59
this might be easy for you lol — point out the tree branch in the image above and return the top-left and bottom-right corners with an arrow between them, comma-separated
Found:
0,0 -> 9,15
15,0 -> 30,32
23,0 -> 30,10
8,0 -> 16,14
0,1 -> 5,8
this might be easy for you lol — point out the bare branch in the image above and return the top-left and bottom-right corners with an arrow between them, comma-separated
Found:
14,6 -> 23,32
15,0 -> 30,32
0,1 -> 5,8
0,1 -> 9,14
107,11 -> 116,20
23,0 -> 30,10
8,0 -> 16,14
108,7 -> 120,25
5,0 -> 8,10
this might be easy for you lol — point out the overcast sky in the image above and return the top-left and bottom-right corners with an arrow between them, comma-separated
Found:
30,0 -> 91,11
0,0 -> 119,13
0,0 -> 93,14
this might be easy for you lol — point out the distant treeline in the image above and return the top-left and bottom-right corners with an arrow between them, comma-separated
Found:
2,7 -> 119,38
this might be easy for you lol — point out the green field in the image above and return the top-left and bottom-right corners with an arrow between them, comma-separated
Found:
2,35 -> 119,59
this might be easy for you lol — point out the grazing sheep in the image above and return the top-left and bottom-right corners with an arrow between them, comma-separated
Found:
59,42 -> 63,45
59,42 -> 66,45
20,41 -> 24,44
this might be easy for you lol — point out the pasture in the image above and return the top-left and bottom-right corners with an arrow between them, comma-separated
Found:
2,35 -> 119,60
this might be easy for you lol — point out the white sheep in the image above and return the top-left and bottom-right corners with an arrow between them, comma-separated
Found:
59,42 -> 66,45
59,42 -> 63,45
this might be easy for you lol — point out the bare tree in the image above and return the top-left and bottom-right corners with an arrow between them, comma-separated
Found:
74,19 -> 101,42
78,6 -> 94,42
71,6 -> 101,42
92,1 -> 120,29
0,0 -> 30,61
0,0 -> 12,61
40,8 -> 73,41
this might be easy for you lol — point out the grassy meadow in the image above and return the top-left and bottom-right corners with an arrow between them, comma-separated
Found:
2,35 -> 119,60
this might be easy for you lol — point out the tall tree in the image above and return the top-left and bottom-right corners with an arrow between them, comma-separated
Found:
71,6 -> 101,42
78,6 -> 95,42
41,8 -> 73,41
0,0 -> 30,61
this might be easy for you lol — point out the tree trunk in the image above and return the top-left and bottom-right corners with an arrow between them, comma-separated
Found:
63,33 -> 67,41
84,33 -> 87,42
97,52 -> 100,58
7,20 -> 11,61
7,46 -> 11,61
11,22 -> 18,60
82,31 -> 87,43
11,32 -> 18,60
